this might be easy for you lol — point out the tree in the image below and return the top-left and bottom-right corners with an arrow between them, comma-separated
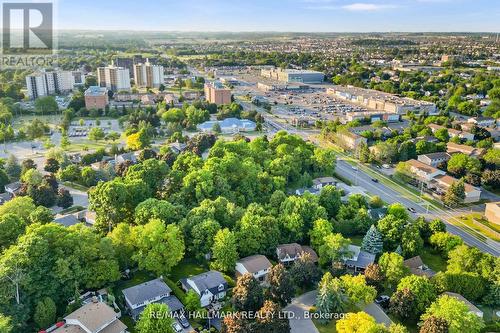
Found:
184,289 -> 202,312
58,164 -> 81,182
420,316 -> 449,333
389,288 -> 416,320
5,155 -> 21,179
232,273 -> 264,312
57,188 -> 73,208
318,233 -> 351,266
290,252 -> 321,288
255,300 -> 291,333
420,295 -> 484,333
432,272 -> 486,302
316,272 -> 347,324
0,213 -> 25,250
126,128 -> 151,150
134,198 -> 179,225
364,263 -> 384,290
443,180 -> 465,207
211,228 -> 238,273
434,128 -> 450,142
446,244 -> 496,281
429,232 -> 463,255
34,296 -> 56,329
361,225 -> 384,255
212,122 -> 222,133
132,219 -> 185,276
401,224 -> 424,258
34,96 -> 58,114
21,168 -> 43,186
318,185 -> 342,219
0,196 -> 36,222
29,206 -> 54,224
397,275 -> 436,314
309,218 -> 333,251
378,252 -> 409,288
88,127 -> 105,141
377,215 -> 406,250
44,158 -> 60,173
336,312 -> 387,333
369,195 -> 384,208
0,314 -> 12,333
340,274 -> 376,306
107,223 -> 135,270
266,264 -> 295,306
135,303 -> 174,333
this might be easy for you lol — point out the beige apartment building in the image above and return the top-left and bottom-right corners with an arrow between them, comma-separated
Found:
204,81 -> 232,105
133,59 -> 165,88
97,64 -> 131,91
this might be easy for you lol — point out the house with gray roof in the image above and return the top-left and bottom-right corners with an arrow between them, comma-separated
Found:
343,245 -> 375,273
180,271 -> 228,308
276,243 -> 318,264
122,278 -> 184,320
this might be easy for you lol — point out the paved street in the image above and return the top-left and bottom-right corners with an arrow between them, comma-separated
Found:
285,291 -> 319,333
335,159 -> 500,256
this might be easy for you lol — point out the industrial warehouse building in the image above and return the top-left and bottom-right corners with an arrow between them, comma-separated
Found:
260,67 -> 325,83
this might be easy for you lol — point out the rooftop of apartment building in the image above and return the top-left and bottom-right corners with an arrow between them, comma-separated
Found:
84,86 -> 107,97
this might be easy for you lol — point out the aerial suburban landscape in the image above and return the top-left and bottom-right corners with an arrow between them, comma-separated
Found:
0,1 -> 499,333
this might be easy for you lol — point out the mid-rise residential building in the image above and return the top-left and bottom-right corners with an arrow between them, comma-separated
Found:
204,81 -> 232,105
133,59 -> 165,88
417,152 -> 451,167
407,159 -> 446,183
84,86 -> 109,110
446,142 -> 485,157
433,175 -> 481,203
115,57 -> 134,77
97,64 -> 131,92
25,70 -> 76,99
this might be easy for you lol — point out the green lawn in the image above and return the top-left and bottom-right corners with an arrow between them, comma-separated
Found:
349,235 -> 364,246
456,213 -> 500,242
420,246 -> 447,273
169,259 -> 208,283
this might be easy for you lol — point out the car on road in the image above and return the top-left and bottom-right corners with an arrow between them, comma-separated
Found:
375,295 -> 390,308
351,166 -> 358,170
382,164 -> 390,169
172,322 -> 183,333
371,178 -> 379,183
407,207 -> 417,213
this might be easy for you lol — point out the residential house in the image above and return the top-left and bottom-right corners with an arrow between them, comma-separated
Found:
485,202 -> 500,225
235,255 -> 272,283
407,159 -> 446,183
433,175 -> 481,203
337,131 -> 367,150
467,116 -> 495,128
403,256 -> 436,278
443,292 -> 483,318
343,245 -> 375,273
448,128 -> 474,141
4,181 -> 22,197
276,243 -> 318,264
485,128 -> 500,141
122,278 -> 184,320
417,152 -> 451,167
54,213 -> 81,227
368,207 -> 387,220
169,141 -> 187,154
180,271 -> 228,308
446,142 -> 485,157
115,152 -> 138,165
428,123 -> 445,133
312,177 -> 336,190
52,300 -> 127,333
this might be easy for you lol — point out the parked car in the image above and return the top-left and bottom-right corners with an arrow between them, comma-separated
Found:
178,315 -> 190,328
375,295 -> 390,308
172,322 -> 183,333
407,207 -> 417,213
382,164 -> 390,169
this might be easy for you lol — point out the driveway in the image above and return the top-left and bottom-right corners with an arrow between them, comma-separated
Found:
363,303 -> 392,326
284,291 -> 318,333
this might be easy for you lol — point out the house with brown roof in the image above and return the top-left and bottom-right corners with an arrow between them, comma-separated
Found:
235,255 -> 272,283
446,142 -> 484,157
403,256 -> 436,278
53,300 -> 127,333
407,159 -> 446,183
433,175 -> 481,203
276,243 -> 318,264
417,152 -> 451,167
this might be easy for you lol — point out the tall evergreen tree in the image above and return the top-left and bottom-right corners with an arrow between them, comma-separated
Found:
361,225 -> 384,255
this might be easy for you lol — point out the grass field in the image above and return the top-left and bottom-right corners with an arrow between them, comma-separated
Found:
420,246 -> 447,272
456,213 -> 500,242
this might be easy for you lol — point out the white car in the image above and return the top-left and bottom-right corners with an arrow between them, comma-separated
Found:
172,322 -> 183,333
351,166 -> 358,170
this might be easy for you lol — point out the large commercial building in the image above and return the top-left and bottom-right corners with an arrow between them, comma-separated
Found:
97,64 -> 131,92
133,59 -> 165,88
84,86 -> 109,110
204,81 -> 232,105
261,67 -> 324,83
327,85 -> 437,115
25,70 -> 76,99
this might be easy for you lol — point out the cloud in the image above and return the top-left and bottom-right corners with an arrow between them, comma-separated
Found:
342,3 -> 398,11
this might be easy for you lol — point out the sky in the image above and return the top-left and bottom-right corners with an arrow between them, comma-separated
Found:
54,0 -> 500,32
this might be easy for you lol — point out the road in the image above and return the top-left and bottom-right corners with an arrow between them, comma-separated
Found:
335,159 -> 500,256
284,291 -> 319,333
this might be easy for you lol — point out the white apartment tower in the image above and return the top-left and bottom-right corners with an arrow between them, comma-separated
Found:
97,64 -> 131,92
25,71 -> 76,99
133,59 -> 164,88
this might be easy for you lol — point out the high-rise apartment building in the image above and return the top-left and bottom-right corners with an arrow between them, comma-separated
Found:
25,71 -> 76,99
204,81 -> 232,105
133,59 -> 165,88
97,64 -> 131,92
